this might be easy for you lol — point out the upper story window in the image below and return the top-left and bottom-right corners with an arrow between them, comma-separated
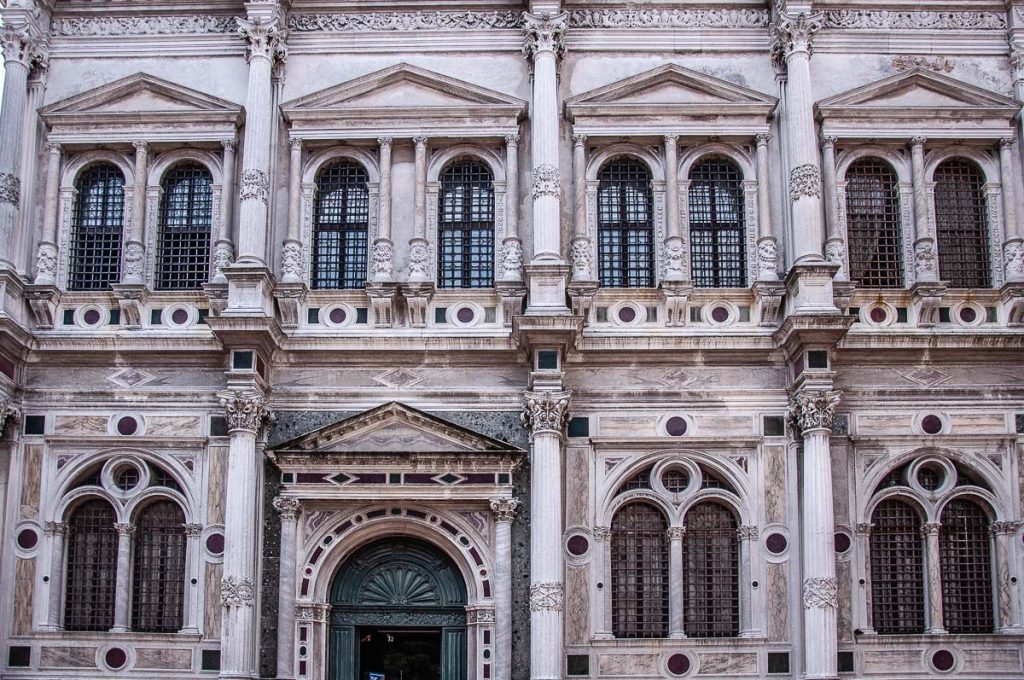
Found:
69,163 -> 125,291
64,499 -> 118,631
688,158 -> 746,288
611,501 -> 668,638
312,160 -> 370,290
845,158 -> 903,288
131,500 -> 187,633
438,160 -> 494,288
598,158 -> 654,288
933,158 -> 990,288
156,163 -> 213,291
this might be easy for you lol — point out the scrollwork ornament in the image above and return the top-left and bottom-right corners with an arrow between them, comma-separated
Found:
789,164 -> 822,201
522,12 -> 568,60
44,521 -> 67,536
489,497 -> 520,523
737,525 -> 760,541
568,8 -> 769,29
52,15 -> 237,36
661,237 -> 687,279
772,11 -> 823,59
914,241 -> 937,276
531,164 -> 560,200
803,576 -> 838,609
0,173 -> 22,208
787,390 -> 841,437
220,390 -> 274,434
288,11 -> 522,33
281,241 -> 303,280
213,241 -> 234,279
239,169 -> 270,205
221,575 -> 256,607
123,242 -> 145,280
824,9 -> 1005,31
521,390 -> 571,436
757,238 -> 779,274
666,527 -> 686,541
114,523 -> 136,537
593,526 -> 611,542
407,240 -> 430,278
529,582 -> 564,612
273,496 -> 302,520
183,523 -> 204,537
1004,241 -> 1024,280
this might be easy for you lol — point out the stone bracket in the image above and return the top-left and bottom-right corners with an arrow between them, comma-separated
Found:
110,282 -> 149,330
273,281 -> 308,330
366,281 -> 398,328
496,281 -> 527,328
1001,282 -> 1024,326
400,282 -> 434,329
831,281 -> 856,316
567,281 -> 598,327
658,280 -> 693,327
911,281 -> 947,328
753,281 -> 787,327
203,281 -> 229,317
23,283 -> 60,330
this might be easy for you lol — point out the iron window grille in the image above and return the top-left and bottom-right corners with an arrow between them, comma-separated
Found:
940,498 -> 994,634
870,499 -> 925,634
682,501 -> 740,637
845,158 -> 904,288
689,159 -> 746,288
156,163 -> 213,290
64,499 -> 118,631
933,158 -> 990,288
132,500 -> 187,633
69,164 -> 125,291
611,502 -> 669,638
438,161 -> 495,288
312,161 -> 370,290
598,159 -> 654,288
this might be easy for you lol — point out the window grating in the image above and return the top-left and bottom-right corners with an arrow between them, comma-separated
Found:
845,158 -> 904,288
870,499 -> 925,634
598,159 -> 654,288
69,164 -> 125,291
934,159 -> 990,288
438,161 -> 494,288
661,468 -> 689,493
616,467 -> 652,495
689,159 -> 746,288
64,499 -> 118,631
156,164 -> 213,290
611,502 -> 668,638
682,502 -> 739,637
132,500 -> 186,633
940,498 -> 994,634
312,161 -> 369,290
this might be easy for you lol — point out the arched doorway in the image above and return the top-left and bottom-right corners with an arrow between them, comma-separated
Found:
329,537 -> 468,680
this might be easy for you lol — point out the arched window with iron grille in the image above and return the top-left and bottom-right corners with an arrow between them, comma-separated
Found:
611,502 -> 668,638
597,158 -> 654,288
870,498 -> 925,634
845,158 -> 904,288
64,499 -> 118,631
438,160 -> 495,288
69,163 -> 125,291
940,498 -> 994,633
688,158 -> 746,288
682,501 -> 739,637
312,160 -> 370,289
131,500 -> 187,632
933,158 -> 990,288
156,163 -> 213,290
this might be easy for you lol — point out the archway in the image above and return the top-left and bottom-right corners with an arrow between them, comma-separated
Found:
329,537 -> 468,680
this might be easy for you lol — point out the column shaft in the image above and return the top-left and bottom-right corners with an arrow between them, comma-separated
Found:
910,138 -> 937,282
123,142 -> 149,284
800,428 -> 837,679
592,528 -> 612,639
738,527 -> 757,636
182,525 -> 203,633
667,528 -> 685,638
923,524 -> 946,634
569,134 -> 592,282
821,137 -> 845,279
275,498 -> 300,679
34,142 -> 62,284
408,137 -> 430,282
530,431 -> 563,680
214,141 -> 237,281
506,135 -> 520,241
490,499 -> 518,680
371,137 -> 394,282
112,524 -> 134,631
282,139 -> 303,282
530,49 -> 561,261
755,134 -> 779,281
0,51 -> 31,270
45,523 -> 66,630
999,138 -> 1023,282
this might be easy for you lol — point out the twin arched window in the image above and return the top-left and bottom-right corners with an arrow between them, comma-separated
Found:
70,164 -> 125,291
312,160 -> 370,290
156,163 -> 213,290
438,160 -> 495,288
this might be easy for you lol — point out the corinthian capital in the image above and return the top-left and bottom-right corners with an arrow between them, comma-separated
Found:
0,24 -> 48,69
771,11 -> 823,61
0,398 -> 21,439
220,389 -> 274,434
522,12 -> 568,61
521,390 -> 571,436
787,389 -> 841,437
236,16 -> 287,64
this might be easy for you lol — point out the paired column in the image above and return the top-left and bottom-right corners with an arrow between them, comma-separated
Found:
275,496 -> 302,679
489,497 -> 519,680
282,139 -> 304,283
123,141 -> 149,284
820,136 -> 845,278
998,138 -> 1024,283
112,523 -> 136,632
755,134 -> 779,280
922,523 -> 946,634
408,136 -> 430,282
569,134 -> 593,282
213,140 -> 238,281
499,134 -> 524,282
909,138 -> 938,281
34,141 -> 62,284
44,521 -> 67,630
667,527 -> 686,638
371,137 -> 395,282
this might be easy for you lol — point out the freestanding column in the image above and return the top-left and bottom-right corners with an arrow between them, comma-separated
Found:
569,134 -> 593,282
909,138 -> 938,282
999,138 -> 1024,282
111,523 -> 135,632
219,389 -> 273,679
182,524 -> 204,634
490,497 -> 519,680
592,526 -> 612,639
991,521 -> 1023,632
738,525 -> 759,636
789,389 -> 841,680
274,496 -> 301,679
667,526 -> 686,638
855,523 -> 876,635
499,134 -> 524,282
408,136 -> 430,282
371,137 -> 394,282
922,523 -> 946,634
34,141 -> 62,284
213,140 -> 238,282
43,521 -> 67,630
123,141 -> 149,284
755,133 -> 779,280
522,389 -> 571,680
662,135 -> 687,281
282,139 -> 303,283
820,136 -> 845,279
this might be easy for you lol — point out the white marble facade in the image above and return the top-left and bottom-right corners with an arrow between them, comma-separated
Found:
0,0 -> 1022,679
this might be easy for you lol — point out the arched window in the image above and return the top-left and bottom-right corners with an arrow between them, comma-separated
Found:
156,163 -> 213,290
870,499 -> 925,634
933,158 -> 990,288
64,499 -> 118,631
131,500 -> 187,632
598,159 -> 654,288
683,501 -> 739,637
312,160 -> 370,289
438,160 -> 495,288
940,498 -> 993,633
845,158 -> 904,288
611,502 -> 668,638
689,158 -> 746,288
69,164 -> 125,291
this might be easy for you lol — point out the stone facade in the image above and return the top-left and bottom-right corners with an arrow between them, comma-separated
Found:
0,1 -> 1022,679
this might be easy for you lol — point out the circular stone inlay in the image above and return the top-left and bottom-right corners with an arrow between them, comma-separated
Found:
105,647 -> 127,670
711,306 -> 729,323
765,533 -> 788,555
932,650 -> 955,672
665,417 -> 688,437
329,307 -> 347,325
869,307 -> 887,323
83,309 -> 102,325
667,653 -> 690,676
834,532 -> 851,553
456,307 -> 475,324
617,306 -> 637,323
959,306 -> 977,323
17,529 -> 37,550
206,533 -> 225,555
171,308 -> 189,325
116,416 -> 138,436
921,415 -> 943,435
566,535 -> 589,556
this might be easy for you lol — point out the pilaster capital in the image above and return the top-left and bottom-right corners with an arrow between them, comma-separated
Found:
1012,49 -> 1024,83
990,520 -> 1021,536
113,522 -> 135,537
45,140 -> 62,155
663,133 -> 680,147
787,389 -> 841,436
737,525 -> 759,541
219,389 -> 274,434
593,525 -> 611,542
489,497 -> 520,523
771,11 -> 823,61
909,136 -> 928,149
529,582 -> 564,612
273,495 -> 302,520
289,137 -> 303,152
412,135 -> 429,147
855,523 -> 873,536
666,526 -> 686,541
755,133 -> 772,147
521,390 -> 571,436
221,139 -> 238,153
1000,136 -> 1018,150
132,140 -> 149,155
819,135 -> 838,149
921,522 -> 942,537
505,133 -> 521,146
44,521 -> 67,536
183,523 -> 204,537
571,133 -> 587,147
0,399 -> 21,439
521,11 -> 568,61
0,24 -> 48,69
377,136 -> 393,148
221,575 -> 256,607
236,16 -> 287,65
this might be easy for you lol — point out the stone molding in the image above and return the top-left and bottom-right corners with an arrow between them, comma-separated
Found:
44,521 -> 68,536
289,12 -> 521,32
892,55 -> 954,73
52,16 -> 237,36
296,603 -> 330,622
593,526 -> 611,542
221,575 -> 256,607
823,10 -> 1006,31
529,582 -> 564,612
789,164 -> 822,200
788,390 -> 841,436
521,390 -> 571,436
803,576 -> 838,609
0,173 -> 21,208
568,8 -> 768,29
737,525 -> 759,541
273,496 -> 302,520
220,390 -> 274,434
489,497 -> 520,523
522,12 -> 567,60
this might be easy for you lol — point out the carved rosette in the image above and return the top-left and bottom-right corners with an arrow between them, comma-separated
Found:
239,169 -> 270,205
521,12 -> 567,60
789,164 -> 822,201
666,527 -> 686,541
35,242 -> 58,281
273,496 -> 302,521
490,497 -> 520,523
236,16 -> 287,64
529,582 -> 564,612
570,238 -> 593,280
407,239 -> 430,279
123,241 -> 145,280
787,390 -> 841,437
220,390 -> 274,434
521,390 -> 571,436
221,575 -> 256,607
802,576 -> 838,609
757,238 -> 779,275
915,241 -> 937,277
281,241 -> 303,280
531,164 -> 560,200
0,173 -> 21,208
498,239 -> 524,281
213,241 -> 234,279
1004,241 -> 1024,281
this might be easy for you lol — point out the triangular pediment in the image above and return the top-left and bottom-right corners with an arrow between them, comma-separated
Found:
816,69 -> 1019,113
41,72 -> 243,118
271,402 -> 523,454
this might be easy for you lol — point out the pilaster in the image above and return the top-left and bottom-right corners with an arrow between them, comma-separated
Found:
490,497 -> 519,680
275,496 -> 302,679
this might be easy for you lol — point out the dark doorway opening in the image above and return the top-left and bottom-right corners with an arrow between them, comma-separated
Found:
358,628 -> 441,680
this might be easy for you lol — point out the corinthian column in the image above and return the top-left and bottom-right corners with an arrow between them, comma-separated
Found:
499,134 -> 524,282
522,389 -> 571,680
43,522 -> 67,630
909,138 -> 938,282
274,496 -> 301,680
569,134 -> 593,282
820,136 -> 846,280
282,138 -> 303,283
408,136 -> 430,282
667,526 -> 686,638
219,389 -> 273,679
34,141 -> 62,284
371,137 -> 394,282
999,138 -> 1024,283
788,389 -> 841,680
111,523 -> 136,632
922,522 -> 946,634
123,141 -> 149,284
213,140 -> 238,282
489,497 -> 519,680
755,133 -> 779,281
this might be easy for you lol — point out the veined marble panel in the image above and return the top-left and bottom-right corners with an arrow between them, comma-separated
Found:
207,445 -> 227,525
565,446 -> 589,528
39,646 -> 96,668
598,653 -> 659,676
766,562 -> 788,642
763,446 -> 786,524
13,558 -> 34,637
567,366 -> 785,391
565,565 -> 589,645
831,442 -> 850,523
836,561 -> 853,641
135,648 -> 192,670
25,366 -> 226,389
204,562 -> 223,639
52,415 -> 109,436
952,413 -> 1011,433
696,652 -> 757,675
598,415 -> 659,437
861,649 -> 921,672
145,415 -> 203,437
19,444 -> 42,519
962,647 -> 1022,672
835,365 -> 1024,389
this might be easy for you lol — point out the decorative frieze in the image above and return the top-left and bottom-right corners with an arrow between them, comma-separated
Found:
273,496 -> 302,520
51,15 -> 237,37
788,390 -> 841,436
891,55 -> 954,73
0,173 -> 21,208
489,497 -> 520,523
531,165 -> 560,200
221,575 -> 256,607
521,390 -> 571,436
239,169 -> 270,205
220,390 -> 274,434
288,11 -> 521,32
529,582 -> 564,612
296,603 -> 330,622
522,12 -> 567,60
789,164 -> 822,201
803,576 -> 838,609
567,8 -> 769,29
824,10 -> 1006,31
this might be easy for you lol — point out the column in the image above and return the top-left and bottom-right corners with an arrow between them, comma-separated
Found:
999,138 -> 1024,283
667,526 -> 686,638
213,140 -> 238,281
235,17 -> 286,266
499,134 -> 524,282
282,139 -> 303,282
737,525 -> 759,636
274,496 -> 302,679
408,136 -> 430,282
123,141 -> 149,284
569,134 -> 593,282
909,137 -> 938,282
112,522 -> 135,632
592,526 -> 612,639
922,523 -> 946,634
219,389 -> 273,679
44,521 -> 67,630
821,136 -> 845,279
755,133 -> 779,280
182,524 -> 204,634
855,523 -> 875,635
662,135 -> 687,281
34,141 -> 62,285
371,137 -> 394,282
990,521 -> 1021,632
789,389 -> 841,680
522,389 -> 571,680
489,497 -> 520,680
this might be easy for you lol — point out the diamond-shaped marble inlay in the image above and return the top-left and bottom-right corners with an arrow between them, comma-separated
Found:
645,368 -> 707,389
329,472 -> 354,486
107,367 -> 158,388
434,472 -> 465,485
373,368 -> 426,389
901,366 -> 952,387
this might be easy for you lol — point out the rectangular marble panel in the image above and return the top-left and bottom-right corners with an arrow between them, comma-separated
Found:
697,653 -> 757,675
598,416 -> 658,437
40,646 -> 96,668
831,442 -> 850,522
862,649 -> 921,672
766,562 -> 788,642
207,445 -> 227,526
599,654 -> 659,676
135,648 -> 192,670
763,446 -> 786,525
693,415 -> 751,435
13,557 -> 34,636
205,563 -> 222,639
53,415 -> 108,436
952,413 -> 1010,434
145,415 -> 203,438
565,446 -> 589,528
962,647 -> 1021,672
19,444 -> 42,519
855,415 -> 908,434
565,565 -> 589,645
836,561 -> 853,641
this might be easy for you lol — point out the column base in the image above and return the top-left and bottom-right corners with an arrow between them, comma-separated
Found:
784,262 -> 840,316
223,264 -> 276,316
524,263 -> 570,315
668,631 -> 687,639
926,627 -> 949,635
592,632 -> 614,640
